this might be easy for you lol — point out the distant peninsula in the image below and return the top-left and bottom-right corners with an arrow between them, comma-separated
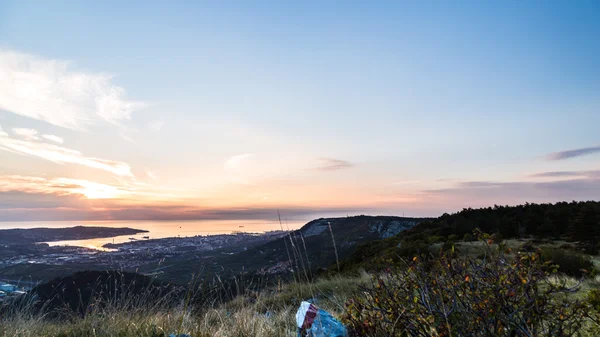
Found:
0,226 -> 148,245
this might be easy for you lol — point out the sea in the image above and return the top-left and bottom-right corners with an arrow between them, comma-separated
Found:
0,219 -> 305,250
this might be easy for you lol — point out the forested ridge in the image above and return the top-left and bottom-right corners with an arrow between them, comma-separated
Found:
341,201 -> 600,271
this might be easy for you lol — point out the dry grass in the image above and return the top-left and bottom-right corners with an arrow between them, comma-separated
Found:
450,239 -> 572,256
1,214 -> 367,337
546,274 -> 581,289
0,273 -> 370,337
1,307 -> 296,337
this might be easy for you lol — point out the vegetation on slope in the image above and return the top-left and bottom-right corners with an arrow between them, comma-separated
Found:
3,202 -> 600,336
343,237 -> 598,336
1,273 -> 370,337
145,215 -> 425,282
5,238 -> 600,336
341,201 -> 600,272
7,271 -> 174,318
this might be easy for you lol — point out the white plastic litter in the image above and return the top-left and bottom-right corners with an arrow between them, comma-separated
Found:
296,301 -> 348,337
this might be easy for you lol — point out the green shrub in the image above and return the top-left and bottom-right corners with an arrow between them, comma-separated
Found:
447,234 -> 459,242
583,244 -> 599,255
521,240 -> 536,252
491,232 -> 503,243
343,244 -> 592,337
588,288 -> 600,312
540,248 -> 594,278
462,233 -> 474,242
559,243 -> 575,250
426,235 -> 446,244
441,241 -> 455,252
396,240 -> 430,258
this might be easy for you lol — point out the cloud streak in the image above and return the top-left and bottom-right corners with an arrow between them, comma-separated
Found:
392,180 -> 421,185
315,158 -> 354,171
146,170 -> 159,180
0,186 -> 373,222
224,153 -> 254,171
0,49 -> 146,130
41,134 -> 64,144
223,153 -> 257,185
0,175 -> 129,199
546,145 -> 600,161
12,128 -> 39,140
529,170 -> 600,179
529,171 -> 581,178
148,120 -> 165,132
423,175 -> 600,208
0,126 -> 133,177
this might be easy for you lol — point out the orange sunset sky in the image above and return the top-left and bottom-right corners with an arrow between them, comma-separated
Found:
1,1 -> 599,222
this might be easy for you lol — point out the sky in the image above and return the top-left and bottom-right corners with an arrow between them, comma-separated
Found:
0,1 -> 599,222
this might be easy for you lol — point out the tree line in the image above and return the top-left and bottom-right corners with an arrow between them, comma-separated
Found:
406,201 -> 600,250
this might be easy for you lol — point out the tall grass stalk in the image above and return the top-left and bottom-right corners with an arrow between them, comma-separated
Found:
278,211 -> 296,283
328,221 -> 341,273
0,272 -> 369,337
0,215 -> 357,336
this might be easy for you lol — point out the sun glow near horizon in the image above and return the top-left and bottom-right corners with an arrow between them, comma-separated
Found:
0,1 -> 599,221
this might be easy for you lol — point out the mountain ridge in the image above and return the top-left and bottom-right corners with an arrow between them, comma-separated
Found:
147,215 -> 428,281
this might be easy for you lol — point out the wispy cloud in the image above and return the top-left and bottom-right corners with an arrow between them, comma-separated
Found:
224,153 -> 254,171
546,145 -> 600,161
423,175 -> 600,207
0,174 -> 179,204
119,129 -> 138,142
12,128 -> 39,140
223,153 -> 256,185
315,157 -> 354,171
41,134 -> 64,144
0,175 -> 129,199
0,127 -> 133,177
146,170 -> 159,180
530,171 -> 582,178
0,183 -> 372,221
148,120 -> 165,132
392,180 -> 421,185
0,49 -> 146,130
529,170 -> 600,179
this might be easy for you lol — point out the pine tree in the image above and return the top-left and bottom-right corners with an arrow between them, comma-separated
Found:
570,204 -> 600,248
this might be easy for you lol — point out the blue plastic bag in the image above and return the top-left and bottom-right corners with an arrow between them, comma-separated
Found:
296,301 -> 348,337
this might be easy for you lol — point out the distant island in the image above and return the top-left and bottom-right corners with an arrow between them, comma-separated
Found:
0,226 -> 148,245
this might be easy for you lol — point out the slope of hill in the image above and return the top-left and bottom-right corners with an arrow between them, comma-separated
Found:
339,201 -> 600,272
3,205 -> 600,336
4,270 -> 174,318
149,215 -> 426,281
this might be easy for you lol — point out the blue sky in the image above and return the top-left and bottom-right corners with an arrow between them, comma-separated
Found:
0,1 -> 599,221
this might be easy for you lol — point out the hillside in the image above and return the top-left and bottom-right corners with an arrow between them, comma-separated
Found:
141,215 -> 425,281
3,204 -> 600,336
4,270 -> 174,318
340,201 -> 600,272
